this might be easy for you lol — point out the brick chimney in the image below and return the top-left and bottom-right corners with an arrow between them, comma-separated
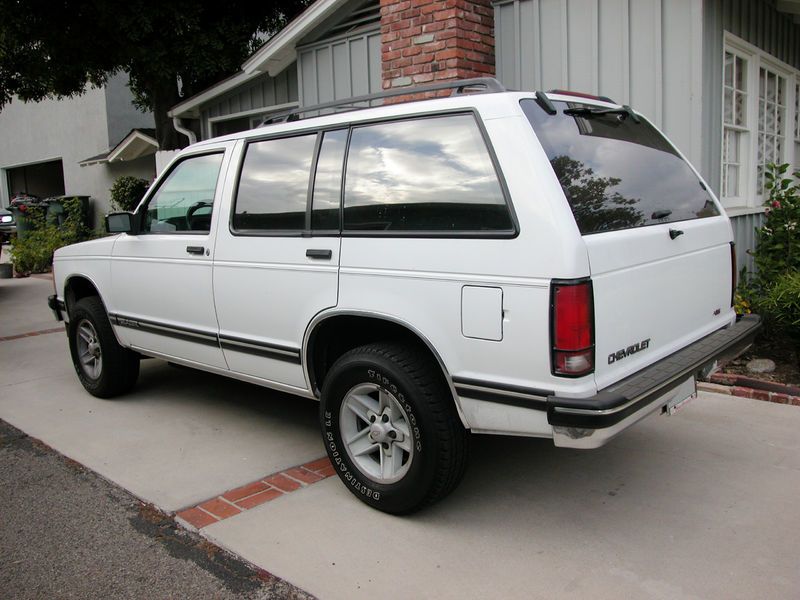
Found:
380,0 -> 495,91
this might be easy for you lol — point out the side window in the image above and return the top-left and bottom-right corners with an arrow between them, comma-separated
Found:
233,134 -> 317,232
311,129 -> 347,231
143,153 -> 224,233
343,114 -> 512,233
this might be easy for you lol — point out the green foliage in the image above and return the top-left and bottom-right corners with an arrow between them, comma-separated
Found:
0,1 -> 310,149
110,176 -> 149,212
759,272 -> 800,342
10,197 -> 90,274
755,163 -> 800,286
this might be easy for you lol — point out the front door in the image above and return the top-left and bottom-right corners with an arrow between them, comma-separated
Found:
110,147 -> 232,368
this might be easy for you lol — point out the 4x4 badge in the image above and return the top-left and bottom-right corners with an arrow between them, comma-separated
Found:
608,339 -> 651,364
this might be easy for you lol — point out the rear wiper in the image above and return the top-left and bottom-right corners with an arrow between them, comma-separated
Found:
651,209 -> 672,220
563,105 -> 641,124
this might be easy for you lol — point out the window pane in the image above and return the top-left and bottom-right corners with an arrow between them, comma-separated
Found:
521,99 -> 719,234
311,130 -> 347,230
723,89 -> 734,125
233,134 -> 317,231
757,67 -> 788,193
344,115 -> 512,232
143,153 -> 223,233
724,52 -> 734,87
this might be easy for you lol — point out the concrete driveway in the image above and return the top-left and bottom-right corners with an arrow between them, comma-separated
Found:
1,275 -> 799,599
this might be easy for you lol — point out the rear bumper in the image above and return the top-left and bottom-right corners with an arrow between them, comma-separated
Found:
548,314 -> 762,448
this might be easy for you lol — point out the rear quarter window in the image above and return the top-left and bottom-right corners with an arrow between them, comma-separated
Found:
520,98 -> 719,235
343,114 -> 514,234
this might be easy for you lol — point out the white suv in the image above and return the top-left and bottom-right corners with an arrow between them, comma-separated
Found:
49,78 -> 760,514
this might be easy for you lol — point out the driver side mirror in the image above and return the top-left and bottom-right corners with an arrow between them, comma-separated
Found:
105,212 -> 136,234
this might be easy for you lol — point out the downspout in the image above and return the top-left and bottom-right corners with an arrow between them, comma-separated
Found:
172,117 -> 197,145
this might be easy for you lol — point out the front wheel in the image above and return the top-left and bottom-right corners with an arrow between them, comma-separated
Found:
320,342 -> 468,514
68,296 -> 139,398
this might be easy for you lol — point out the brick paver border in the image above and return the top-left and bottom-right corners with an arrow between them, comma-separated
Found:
698,381 -> 800,406
0,327 -> 64,342
177,457 -> 335,530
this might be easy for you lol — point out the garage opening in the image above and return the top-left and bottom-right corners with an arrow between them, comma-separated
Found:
5,159 -> 66,200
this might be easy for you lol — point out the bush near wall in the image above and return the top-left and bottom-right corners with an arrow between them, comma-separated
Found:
110,176 -> 149,212
739,163 -> 800,345
10,197 -> 92,274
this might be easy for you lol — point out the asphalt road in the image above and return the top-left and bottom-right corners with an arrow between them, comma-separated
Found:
0,419 -> 312,600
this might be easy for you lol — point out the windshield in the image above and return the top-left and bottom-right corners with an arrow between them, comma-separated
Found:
521,98 -> 719,235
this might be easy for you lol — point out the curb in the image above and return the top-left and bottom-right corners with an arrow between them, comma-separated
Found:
697,381 -> 800,406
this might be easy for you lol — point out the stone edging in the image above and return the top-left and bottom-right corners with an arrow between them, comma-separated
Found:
697,381 -> 800,406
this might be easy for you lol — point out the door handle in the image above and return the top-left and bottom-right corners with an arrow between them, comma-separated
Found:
306,249 -> 332,259
186,246 -> 205,255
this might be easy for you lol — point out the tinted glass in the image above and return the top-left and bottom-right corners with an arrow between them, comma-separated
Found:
233,134 -> 317,231
143,153 -> 223,233
312,130 -> 347,230
344,115 -> 512,232
521,99 -> 719,234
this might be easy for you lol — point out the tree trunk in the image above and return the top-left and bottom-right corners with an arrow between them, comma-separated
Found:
150,78 -> 188,151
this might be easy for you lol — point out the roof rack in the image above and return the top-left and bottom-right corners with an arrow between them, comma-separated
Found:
260,77 -> 507,126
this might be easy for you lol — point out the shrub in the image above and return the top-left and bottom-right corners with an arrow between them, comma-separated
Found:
109,176 -> 149,212
754,163 -> 800,288
10,197 -> 90,274
759,272 -> 800,342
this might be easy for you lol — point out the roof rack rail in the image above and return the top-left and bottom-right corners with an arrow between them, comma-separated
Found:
260,77 -> 506,126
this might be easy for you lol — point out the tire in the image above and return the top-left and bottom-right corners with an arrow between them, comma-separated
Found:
320,342 -> 468,514
68,296 -> 140,398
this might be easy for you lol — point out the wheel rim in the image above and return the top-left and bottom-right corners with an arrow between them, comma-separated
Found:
76,319 -> 102,379
339,383 -> 414,484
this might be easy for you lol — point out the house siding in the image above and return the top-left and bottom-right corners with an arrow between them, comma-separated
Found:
297,27 -> 382,105
493,0 -> 704,168
200,68 -> 299,139
702,0 -> 800,199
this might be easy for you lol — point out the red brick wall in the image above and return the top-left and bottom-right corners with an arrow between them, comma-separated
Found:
380,0 -> 495,90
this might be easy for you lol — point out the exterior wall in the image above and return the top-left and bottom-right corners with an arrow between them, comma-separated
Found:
381,0 -> 496,89
200,68 -> 298,139
298,27 -> 382,104
0,79 -> 155,226
104,72 -> 155,148
702,0 -> 800,274
494,0 -> 704,168
703,0 -> 800,197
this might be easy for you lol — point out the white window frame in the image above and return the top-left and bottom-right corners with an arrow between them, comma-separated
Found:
722,33 -> 800,211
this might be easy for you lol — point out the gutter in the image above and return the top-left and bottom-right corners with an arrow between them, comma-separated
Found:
173,117 -> 197,146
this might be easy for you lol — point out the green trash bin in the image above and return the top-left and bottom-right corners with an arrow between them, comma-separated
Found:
44,196 -> 92,229
8,195 -> 46,241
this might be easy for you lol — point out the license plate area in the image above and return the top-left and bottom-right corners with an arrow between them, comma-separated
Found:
662,376 -> 697,416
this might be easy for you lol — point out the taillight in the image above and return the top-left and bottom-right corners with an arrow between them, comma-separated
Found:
551,279 -> 594,377
730,242 -> 737,308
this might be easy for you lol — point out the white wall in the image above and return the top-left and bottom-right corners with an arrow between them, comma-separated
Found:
0,78 -> 155,226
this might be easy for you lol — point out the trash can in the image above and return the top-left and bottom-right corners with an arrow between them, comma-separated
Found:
8,194 -> 45,241
44,195 -> 92,229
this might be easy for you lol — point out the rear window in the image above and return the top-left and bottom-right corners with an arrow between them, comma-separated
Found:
521,99 -> 719,235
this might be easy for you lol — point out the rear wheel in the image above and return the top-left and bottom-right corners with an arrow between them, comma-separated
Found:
320,342 -> 468,514
68,296 -> 139,398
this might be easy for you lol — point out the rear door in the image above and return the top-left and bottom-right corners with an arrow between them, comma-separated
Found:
521,97 -> 735,389
212,129 -> 345,390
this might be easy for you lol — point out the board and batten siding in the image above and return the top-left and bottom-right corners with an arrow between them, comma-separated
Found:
297,27 -> 382,106
702,0 -> 800,275
702,0 -> 800,197
199,68 -> 299,139
494,0 -> 704,167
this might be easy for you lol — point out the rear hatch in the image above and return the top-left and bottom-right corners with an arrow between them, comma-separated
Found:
521,95 -> 735,390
